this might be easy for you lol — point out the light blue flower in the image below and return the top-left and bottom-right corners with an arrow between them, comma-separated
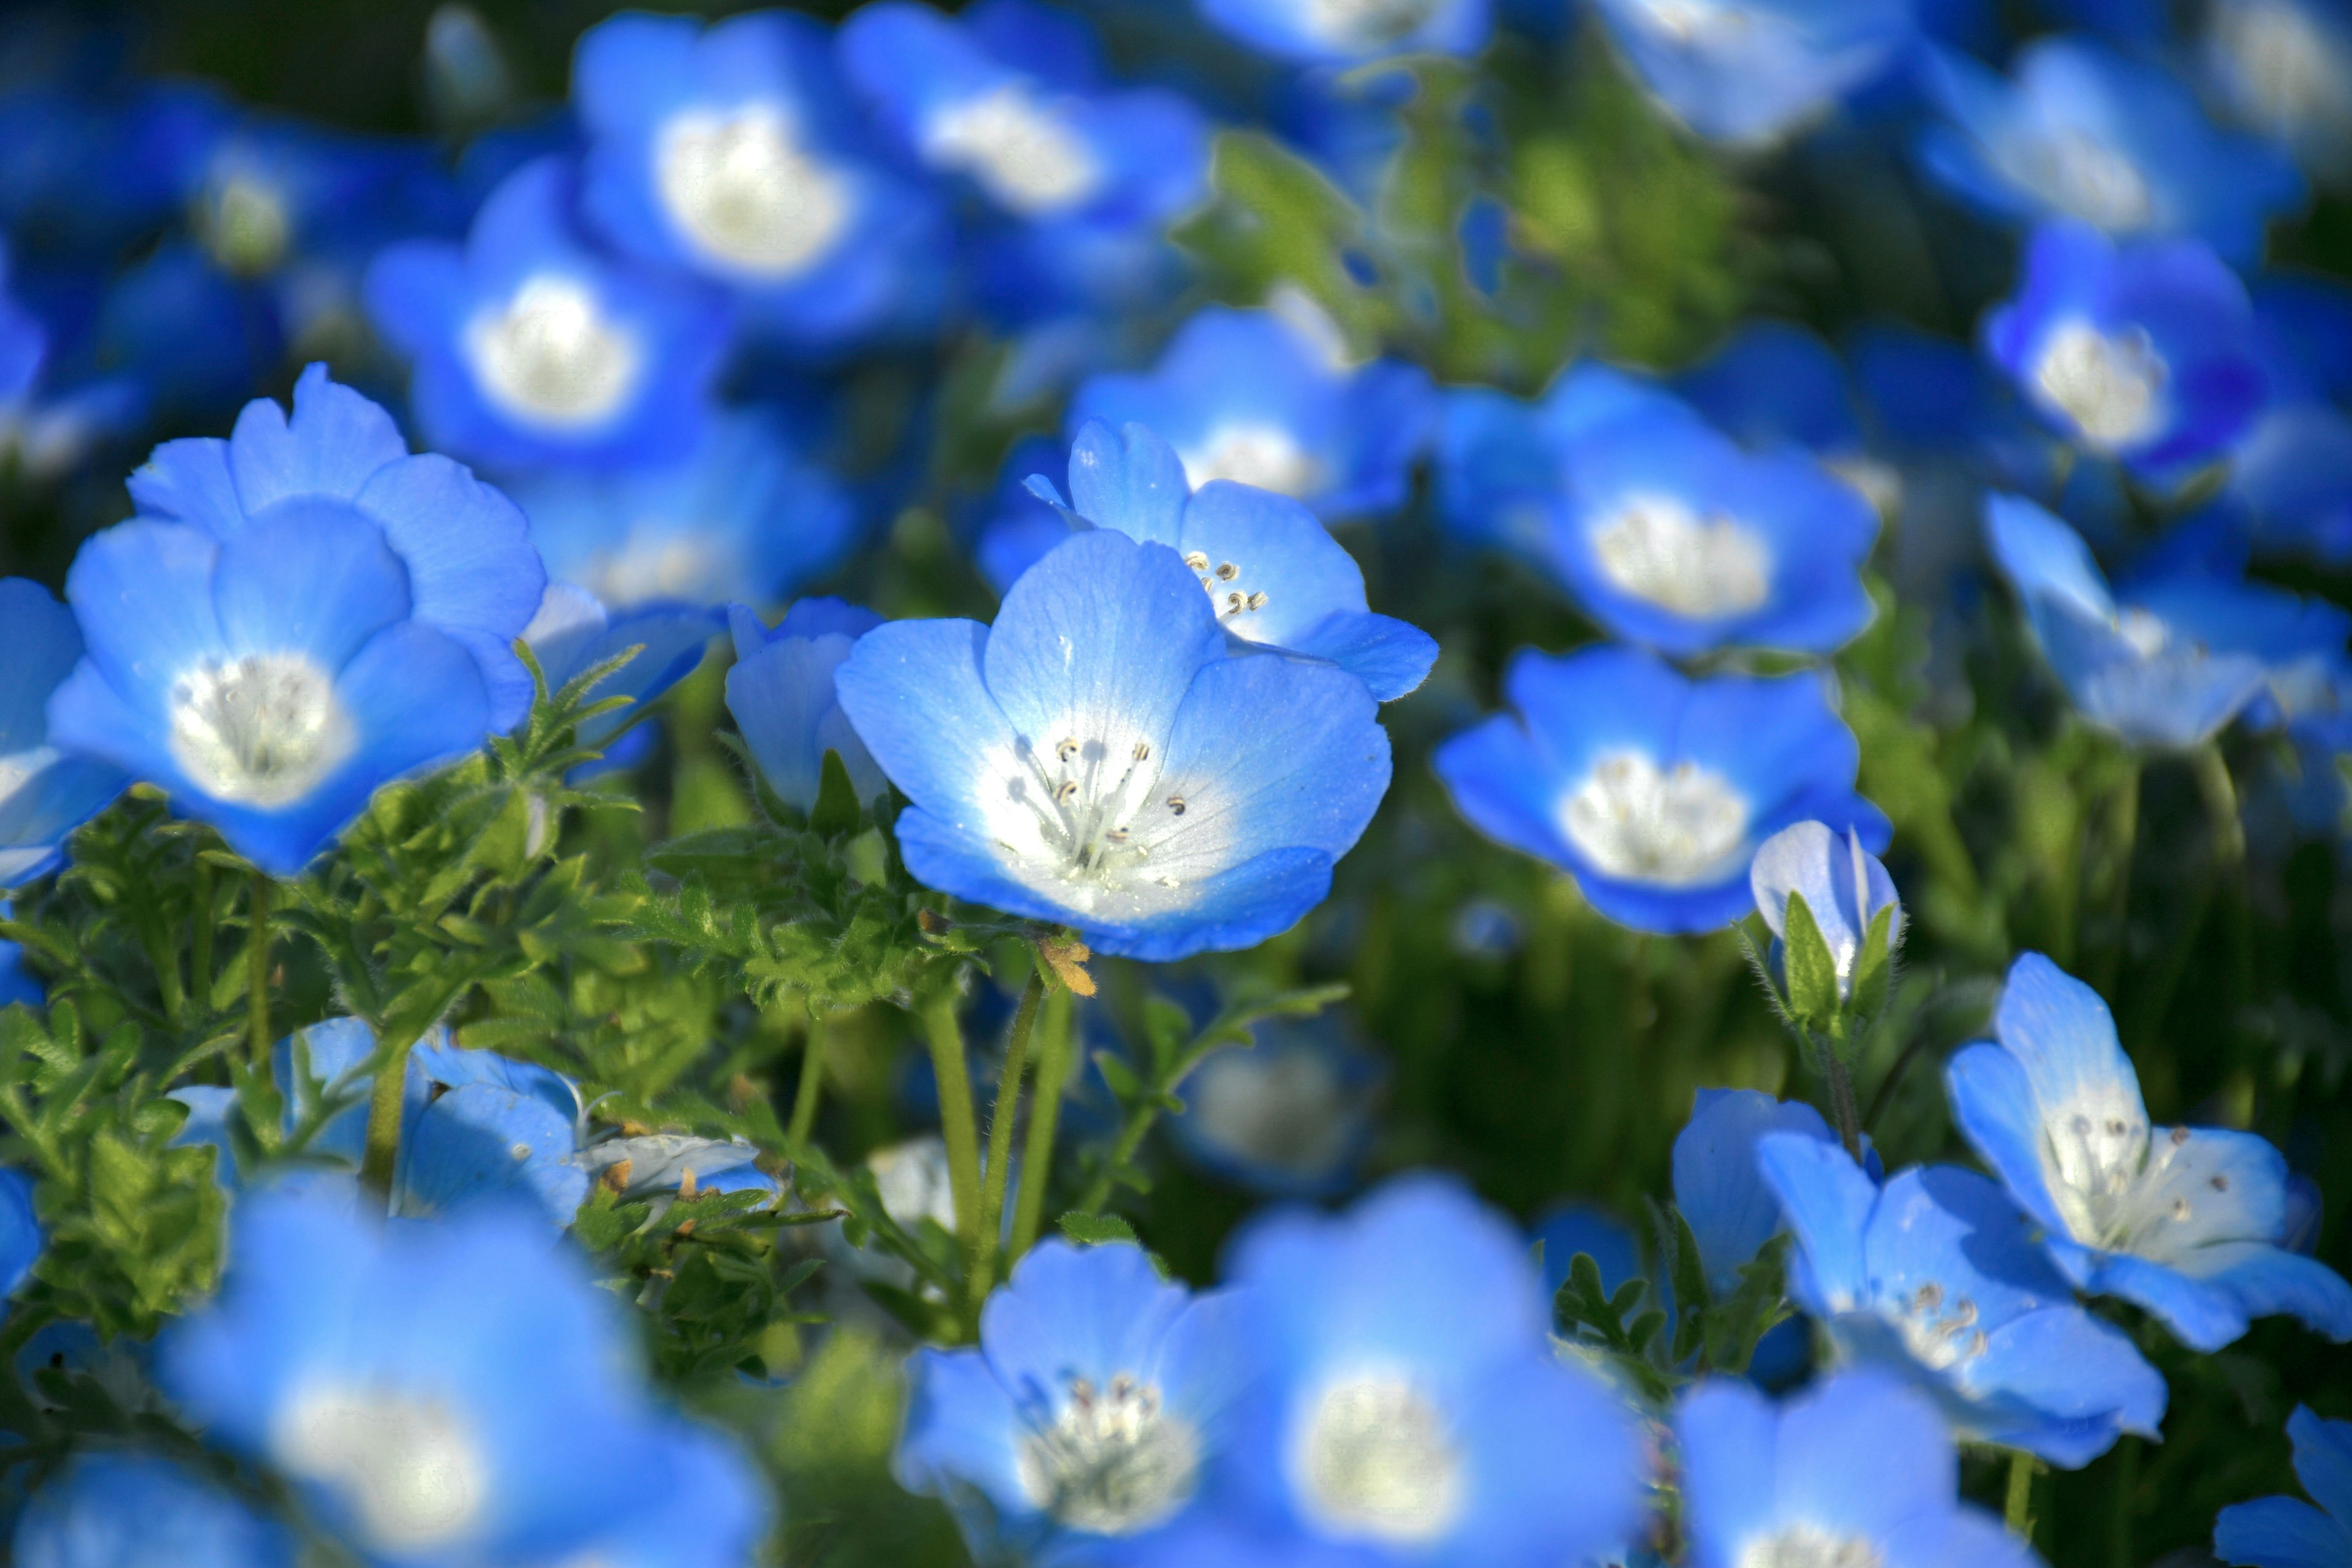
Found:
1674,320 -> 1870,470
1434,644 -> 1889,934
1068,307 -> 1437,524
834,529 -> 1393,961
11,1454 -> 295,1568
1758,1135 -> 2167,1465
572,8 -> 946,349
1918,36 -> 2305,264
1675,1088 -> 1840,1298
1591,0 -> 1913,146
897,1239 -> 1253,1562
1434,367 -> 1879,657
1677,1370 -> 2044,1568
2215,1406 -> 2352,1568
1751,820 -> 1904,999
162,1189 -> 771,1568
181,113 -> 465,290
0,1167 -> 39,1298
1035,421 -> 1438,701
522,582 -> 723,759
366,157 -> 734,471
1984,222 -> 2270,479
1193,0 -> 1492,64
1986,494 -> 2276,748
2,578 -> 125,888
1161,1174 -> 1643,1568
1947,951 -> 2352,1351
976,433 -> 1080,595
2202,0 -> 2352,182
1166,1014 -> 1386,1199
726,598 -> 889,815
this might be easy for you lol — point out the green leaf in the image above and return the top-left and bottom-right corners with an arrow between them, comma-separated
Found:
810,749 -> 862,839
1057,1212 -> 1141,1247
1781,891 -> 1842,1031
1848,902 -> 1898,1023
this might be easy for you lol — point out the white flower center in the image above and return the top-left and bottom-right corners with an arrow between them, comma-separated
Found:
1298,1377 -> 1461,1543
2010,128 -> 2156,232
2213,0 -> 2348,130
2032,320 -> 2167,453
168,654 -> 355,809
1741,1528 -> 1887,1568
1180,423 -> 1323,498
655,104 -> 851,279
272,1385 -> 489,1552
923,86 -> 1101,217
1303,0 -> 1444,48
582,527 -> 727,607
989,731 -> 1175,895
1188,1049 -> 1352,1176
1884,1279 -> 1991,1371
1016,1372 -> 1200,1534
200,173 -> 292,277
1561,752 -> 1751,886
1179,549 -> 1273,634
2113,606 -> 2171,658
464,276 -> 644,430
1630,0 -> 1752,43
1589,495 -> 1773,619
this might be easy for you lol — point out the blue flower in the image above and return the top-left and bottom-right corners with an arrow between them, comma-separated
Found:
2,578 -> 125,888
1435,367 -> 1879,657
1947,951 -> 2352,1351
1758,1136 -> 2166,1465
1750,820 -> 1904,998
571,8 -> 946,349
500,408 -> 859,610
1984,222 -> 2269,479
1166,1014 -> 1386,1199
1918,37 -> 2305,263
522,582 -> 723,756
2117,552 -> 2352,735
0,1167 -> 40,1298
47,375 -> 545,876
1068,306 -> 1437,524
726,598 -> 889,814
1591,0 -> 1913,145
1434,644 -> 1888,934
2201,0 -> 2352,181
366,157 -> 734,471
183,115 -> 465,287
1675,1089 -> 1840,1297
162,1188 -> 770,1567
1986,494 -> 2275,748
1193,0 -> 1492,64
976,433 -> 1081,595
1036,421 -> 1438,701
897,1239 -> 1252,1561
2215,1406 -> 2352,1568
1673,320 -> 1870,470
835,529 -> 1393,961
11,1453 -> 295,1568
1165,1174 -> 1643,1568
1677,1370 -> 2044,1568
2226,404 -> 2352,564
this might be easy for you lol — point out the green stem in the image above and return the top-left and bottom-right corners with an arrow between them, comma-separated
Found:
357,1026 -> 423,1204
246,873 -> 273,1079
1823,1045 -> 1863,1161
968,968 -> 1045,1310
190,858 -> 214,1017
1010,987 -> 1075,1263
919,989 -> 985,1260
2005,1449 -> 2041,1539
2090,760 -> 2141,998
2108,1435 -> 2139,1568
2193,745 -> 2253,1022
787,1011 -> 830,1151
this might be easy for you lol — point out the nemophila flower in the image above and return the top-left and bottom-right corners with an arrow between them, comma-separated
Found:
1034,421 -> 1438,701
1677,1370 -> 2044,1568
1983,222 -> 2269,480
1193,0 -> 1492,64
1167,1174 -> 1643,1568
2203,0 -> 2352,183
163,1189 -> 770,1568
897,1240 -> 1252,1562
1947,951 -> 2352,1351
1434,644 -> 1888,935
366,157 -> 733,471
1590,0 -> 1913,146
522,582 -> 723,758
2215,1406 -> 2352,1568
0,1167 -> 39,1298
1167,1016 -> 1386,1199
1673,320 -> 1869,471
11,1454 -> 295,1568
837,529 -> 1393,960
1751,820 -> 1904,1000
1068,306 -> 1436,523
1674,1089 -> 1841,1297
1759,1136 -> 2166,1465
1918,37 -> 2305,263
572,8 -> 944,348
182,115 -> 464,287
726,598 -> 889,815
2117,552 -> 2352,734
2,579 -> 124,888
2225,404 -> 2352,564
1986,494 -> 2274,748
978,433 -> 1080,594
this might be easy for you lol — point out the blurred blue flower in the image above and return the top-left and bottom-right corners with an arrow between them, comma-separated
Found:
0,80 -> 224,255
1675,1088 -> 1840,1298
1037,420 -> 1438,700
94,241 -> 277,420
1919,37 -> 2305,263
976,433 -> 1080,594
1167,1014 -> 1386,1199
163,1189 -> 770,1568
1947,951 -> 2352,1351
573,9 -> 945,349
835,530 -> 1392,960
1193,0 -> 1491,64
726,598 -> 889,814
11,1454 -> 294,1568
367,157 -> 733,471
1751,820 -> 1904,998
0,1167 -> 40,1298
1677,1370 -> 2045,1568
2215,1406 -> 2352,1568
1068,306 -> 1436,523
184,115 -> 465,285
2,578 -> 125,887
1674,320 -> 1869,469
1983,222 -> 2269,479
522,583 -> 722,766
1435,644 -> 1888,934
2225,403 -> 2352,564
1760,1136 -> 2166,1466
1591,0 -> 1913,145
897,1238 -> 1252,1561
2202,0 -> 2352,183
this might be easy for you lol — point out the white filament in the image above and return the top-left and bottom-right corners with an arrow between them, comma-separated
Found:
168,654 -> 354,808
1561,752 -> 1751,886
1016,1373 -> 1200,1533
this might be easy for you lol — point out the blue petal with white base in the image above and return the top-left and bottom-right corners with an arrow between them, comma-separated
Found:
1,579 -> 124,888
726,598 -> 888,813
1751,820 -> 1905,998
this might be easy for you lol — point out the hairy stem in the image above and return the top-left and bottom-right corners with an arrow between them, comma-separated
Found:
1823,1044 -> 1863,1161
919,987 -> 985,1260
2005,1449 -> 2041,1540
357,1029 -> 420,1204
968,968 -> 1044,1311
1010,987 -> 1075,1264
787,1011 -> 830,1151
